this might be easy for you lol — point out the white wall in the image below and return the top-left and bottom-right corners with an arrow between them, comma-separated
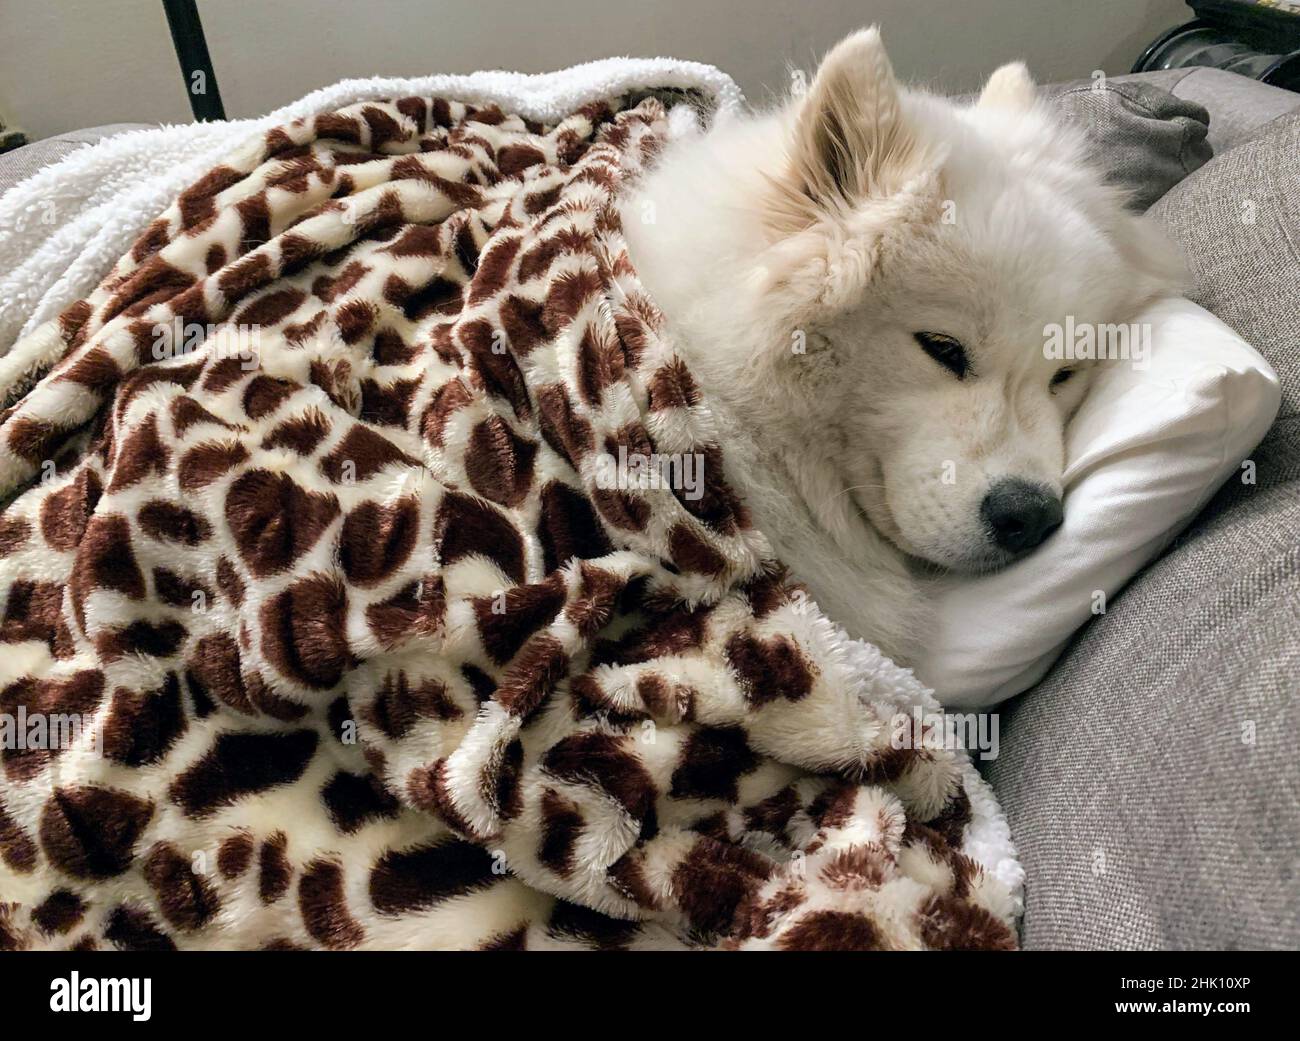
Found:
1,0 -> 1189,140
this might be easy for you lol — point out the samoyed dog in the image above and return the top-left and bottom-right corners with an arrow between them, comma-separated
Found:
621,28 -> 1179,664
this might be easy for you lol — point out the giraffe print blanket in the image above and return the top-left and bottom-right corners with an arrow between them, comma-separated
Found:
0,90 -> 1018,950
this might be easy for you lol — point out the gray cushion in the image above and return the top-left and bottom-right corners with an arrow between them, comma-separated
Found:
989,112 -> 1300,950
1151,111 -> 1300,439
1045,76 -> 1211,211
1163,67 -> 1300,159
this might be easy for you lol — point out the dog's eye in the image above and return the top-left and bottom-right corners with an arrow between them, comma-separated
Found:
1050,366 -> 1077,391
913,332 -> 968,379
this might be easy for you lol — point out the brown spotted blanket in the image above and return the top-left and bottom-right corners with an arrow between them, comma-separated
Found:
0,92 -> 1017,950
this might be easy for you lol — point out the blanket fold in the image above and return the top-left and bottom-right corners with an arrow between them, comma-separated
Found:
0,84 -> 1018,950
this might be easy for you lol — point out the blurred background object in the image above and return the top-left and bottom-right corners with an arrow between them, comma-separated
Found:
162,0 -> 225,121
1135,0 -> 1300,91
0,96 -> 27,153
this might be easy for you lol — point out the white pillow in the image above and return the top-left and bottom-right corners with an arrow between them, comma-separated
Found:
913,297 -> 1281,708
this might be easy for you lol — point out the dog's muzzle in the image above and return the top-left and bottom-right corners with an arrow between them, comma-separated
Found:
981,478 -> 1063,554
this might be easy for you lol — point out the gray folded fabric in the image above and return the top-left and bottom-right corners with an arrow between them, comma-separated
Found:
1045,77 -> 1212,211
1146,66 -> 1300,158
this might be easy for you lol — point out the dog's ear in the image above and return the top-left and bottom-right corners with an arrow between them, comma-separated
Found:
787,27 -> 917,210
978,62 -> 1036,112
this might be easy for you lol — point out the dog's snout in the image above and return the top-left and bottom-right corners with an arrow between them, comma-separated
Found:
981,479 -> 1062,554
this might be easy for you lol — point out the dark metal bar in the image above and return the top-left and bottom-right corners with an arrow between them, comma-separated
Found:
161,0 -> 227,121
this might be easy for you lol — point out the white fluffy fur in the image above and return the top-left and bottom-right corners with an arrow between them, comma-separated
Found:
622,28 -> 1180,663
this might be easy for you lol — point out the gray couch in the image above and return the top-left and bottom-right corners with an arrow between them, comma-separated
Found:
1,67 -> 1297,950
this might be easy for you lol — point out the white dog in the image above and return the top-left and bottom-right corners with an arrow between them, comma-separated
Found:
621,28 -> 1179,665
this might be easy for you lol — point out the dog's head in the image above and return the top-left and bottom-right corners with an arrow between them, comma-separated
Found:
756,29 -> 1181,572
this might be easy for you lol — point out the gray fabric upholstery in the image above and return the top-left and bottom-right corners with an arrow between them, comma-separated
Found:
0,123 -> 152,199
989,110 -> 1300,951
1151,111 -> 1300,434
1067,68 -> 1300,162
1045,75 -> 1211,210
1084,68 -> 1300,160
1164,66 -> 1300,159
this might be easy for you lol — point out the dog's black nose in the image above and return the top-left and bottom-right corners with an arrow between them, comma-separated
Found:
981,479 -> 1063,554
